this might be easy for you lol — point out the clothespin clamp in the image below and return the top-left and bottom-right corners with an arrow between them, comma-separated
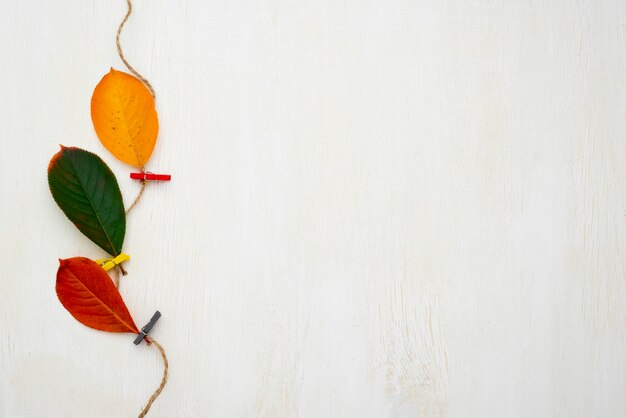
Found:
130,172 -> 171,181
134,311 -> 162,345
95,253 -> 130,271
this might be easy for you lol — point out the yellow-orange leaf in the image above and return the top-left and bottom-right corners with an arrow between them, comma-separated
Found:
91,68 -> 158,168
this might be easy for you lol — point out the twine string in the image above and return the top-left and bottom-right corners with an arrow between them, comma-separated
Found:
138,336 -> 169,418
117,0 -> 152,217
114,5 -> 167,416
116,0 -> 156,97
126,179 -> 147,215
116,7 -> 166,415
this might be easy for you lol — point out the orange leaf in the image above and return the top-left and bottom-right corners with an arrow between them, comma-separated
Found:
91,68 -> 159,168
56,257 -> 139,334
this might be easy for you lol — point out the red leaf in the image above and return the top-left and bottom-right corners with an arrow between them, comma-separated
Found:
56,257 -> 139,334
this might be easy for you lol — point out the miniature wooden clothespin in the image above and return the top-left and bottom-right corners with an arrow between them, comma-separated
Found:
134,311 -> 162,345
95,253 -> 130,271
130,172 -> 171,181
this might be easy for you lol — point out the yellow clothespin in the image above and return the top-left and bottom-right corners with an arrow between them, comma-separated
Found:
95,253 -> 130,271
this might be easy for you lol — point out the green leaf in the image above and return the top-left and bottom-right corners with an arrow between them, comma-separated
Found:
48,146 -> 125,256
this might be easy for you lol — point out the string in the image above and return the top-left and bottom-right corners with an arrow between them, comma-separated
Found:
116,0 -> 156,97
121,176 -> 146,282
116,7 -> 167,414
138,336 -> 169,418
97,5 -> 168,416
117,0 -> 153,216
126,179 -> 147,215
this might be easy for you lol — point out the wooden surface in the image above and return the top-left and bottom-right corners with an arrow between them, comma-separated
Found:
1,1 -> 625,417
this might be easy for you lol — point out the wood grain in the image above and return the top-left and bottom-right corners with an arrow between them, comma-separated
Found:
0,0 -> 624,417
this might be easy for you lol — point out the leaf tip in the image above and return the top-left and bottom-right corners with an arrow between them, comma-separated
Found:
48,148 -> 64,173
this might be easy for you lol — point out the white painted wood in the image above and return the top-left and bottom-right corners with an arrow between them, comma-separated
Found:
1,0 -> 624,417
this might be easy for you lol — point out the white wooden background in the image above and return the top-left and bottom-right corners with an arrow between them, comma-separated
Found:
1,0 -> 625,417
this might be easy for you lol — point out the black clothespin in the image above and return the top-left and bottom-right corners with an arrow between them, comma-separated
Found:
134,311 -> 161,345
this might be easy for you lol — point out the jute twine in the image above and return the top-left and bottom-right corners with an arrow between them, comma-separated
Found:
113,0 -> 150,284
114,2 -> 169,417
138,336 -> 169,418
126,180 -> 147,215
117,0 -> 151,218
113,177 -> 144,287
116,0 -> 156,97
116,177 -> 145,283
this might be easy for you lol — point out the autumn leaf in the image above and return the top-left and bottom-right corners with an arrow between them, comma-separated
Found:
56,257 -> 139,333
48,146 -> 125,256
91,68 -> 159,168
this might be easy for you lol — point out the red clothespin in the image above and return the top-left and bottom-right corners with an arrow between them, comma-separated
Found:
130,172 -> 171,181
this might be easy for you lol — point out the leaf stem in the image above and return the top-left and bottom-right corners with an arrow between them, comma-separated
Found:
117,263 -> 128,276
112,267 -> 120,288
